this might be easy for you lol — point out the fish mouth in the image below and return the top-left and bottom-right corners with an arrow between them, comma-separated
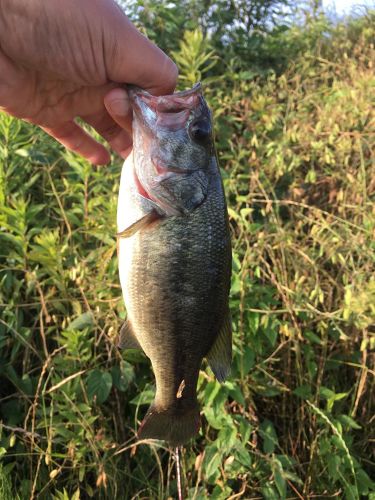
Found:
129,83 -> 203,126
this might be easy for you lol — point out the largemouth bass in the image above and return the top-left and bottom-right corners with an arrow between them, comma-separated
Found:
117,83 -> 232,446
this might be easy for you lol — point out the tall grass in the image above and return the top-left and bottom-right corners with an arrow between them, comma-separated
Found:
0,10 -> 374,500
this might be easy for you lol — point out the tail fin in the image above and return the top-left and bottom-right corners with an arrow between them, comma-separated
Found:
138,404 -> 200,446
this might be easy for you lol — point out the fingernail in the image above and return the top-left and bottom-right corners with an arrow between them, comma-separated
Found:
107,98 -> 129,117
89,150 -> 110,165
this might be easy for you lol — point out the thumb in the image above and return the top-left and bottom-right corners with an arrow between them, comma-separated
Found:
107,13 -> 178,96
103,87 -> 132,138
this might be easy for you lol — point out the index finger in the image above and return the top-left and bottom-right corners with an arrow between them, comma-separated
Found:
107,11 -> 178,96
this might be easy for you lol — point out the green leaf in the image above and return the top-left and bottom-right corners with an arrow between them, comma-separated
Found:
86,369 -> 112,404
204,380 -> 222,406
327,454 -> 341,481
344,483 -> 358,500
234,445 -> 252,468
304,330 -> 322,345
203,445 -> 222,483
272,458 -> 286,499
67,312 -> 94,331
337,414 -> 361,430
130,386 -> 155,406
261,484 -> 280,500
265,326 -> 278,347
111,362 -> 134,392
319,386 -> 336,400
240,345 -> 255,375
71,489 -> 81,500
259,419 -> 279,454
293,384 -> 312,399
225,381 -> 245,405
217,425 -> 237,449
356,469 -> 373,495
204,406 -> 233,431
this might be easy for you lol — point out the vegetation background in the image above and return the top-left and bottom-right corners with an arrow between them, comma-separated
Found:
0,0 -> 374,498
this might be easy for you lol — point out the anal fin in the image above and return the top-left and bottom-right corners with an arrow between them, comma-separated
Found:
206,311 -> 232,382
118,320 -> 142,350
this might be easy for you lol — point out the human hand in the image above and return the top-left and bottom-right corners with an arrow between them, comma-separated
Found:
0,0 -> 177,164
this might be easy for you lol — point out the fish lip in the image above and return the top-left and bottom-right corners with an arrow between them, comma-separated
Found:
128,82 -> 202,99
129,83 -> 203,117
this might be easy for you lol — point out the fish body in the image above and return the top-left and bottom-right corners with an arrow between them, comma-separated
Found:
117,84 -> 232,446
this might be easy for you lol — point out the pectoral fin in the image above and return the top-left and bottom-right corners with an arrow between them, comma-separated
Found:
206,311 -> 232,382
118,320 -> 142,350
117,210 -> 159,238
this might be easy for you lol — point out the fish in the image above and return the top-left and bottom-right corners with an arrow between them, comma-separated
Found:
116,83 -> 232,446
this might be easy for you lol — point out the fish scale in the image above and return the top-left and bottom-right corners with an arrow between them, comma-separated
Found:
117,83 -> 232,446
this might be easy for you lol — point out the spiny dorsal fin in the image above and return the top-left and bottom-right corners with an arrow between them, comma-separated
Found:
117,320 -> 142,350
117,211 -> 158,239
206,310 -> 232,382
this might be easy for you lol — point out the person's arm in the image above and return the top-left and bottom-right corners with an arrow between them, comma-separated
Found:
0,0 -> 177,163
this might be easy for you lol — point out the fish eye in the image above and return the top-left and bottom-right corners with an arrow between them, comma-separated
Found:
189,119 -> 211,144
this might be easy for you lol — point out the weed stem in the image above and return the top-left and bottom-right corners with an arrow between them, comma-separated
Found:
175,446 -> 183,500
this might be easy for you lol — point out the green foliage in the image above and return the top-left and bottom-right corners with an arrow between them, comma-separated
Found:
0,6 -> 374,500
0,463 -> 20,500
124,0 -> 292,75
172,29 -> 218,87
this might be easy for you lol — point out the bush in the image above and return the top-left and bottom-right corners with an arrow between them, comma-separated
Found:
0,8 -> 374,500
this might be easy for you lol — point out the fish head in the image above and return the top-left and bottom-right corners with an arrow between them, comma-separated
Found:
129,83 -> 214,216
